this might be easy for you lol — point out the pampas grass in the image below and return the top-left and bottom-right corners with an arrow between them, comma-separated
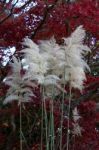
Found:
3,25 -> 90,150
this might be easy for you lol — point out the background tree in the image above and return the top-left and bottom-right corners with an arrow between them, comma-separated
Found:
0,0 -> 99,150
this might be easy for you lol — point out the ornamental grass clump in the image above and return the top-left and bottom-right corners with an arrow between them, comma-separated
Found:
3,25 -> 91,150
20,26 -> 90,95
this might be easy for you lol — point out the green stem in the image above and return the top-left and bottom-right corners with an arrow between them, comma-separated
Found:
41,87 -> 43,150
21,131 -> 30,150
44,99 -> 49,150
50,85 -> 55,150
60,69 -> 66,150
60,84 -> 65,150
20,102 -> 22,150
50,99 -> 55,150
42,86 -> 49,150
66,85 -> 72,150
72,135 -> 75,150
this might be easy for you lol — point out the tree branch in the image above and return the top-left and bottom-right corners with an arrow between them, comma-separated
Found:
19,0 -> 33,10
0,0 -> 19,25
71,86 -> 99,109
31,0 -> 59,38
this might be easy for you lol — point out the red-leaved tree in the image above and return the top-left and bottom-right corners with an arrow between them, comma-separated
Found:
0,0 -> 99,150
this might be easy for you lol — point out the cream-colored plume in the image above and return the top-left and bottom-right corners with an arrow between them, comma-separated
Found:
3,56 -> 35,105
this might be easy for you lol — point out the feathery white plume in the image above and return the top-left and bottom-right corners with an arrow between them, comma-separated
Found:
39,37 -> 65,76
22,37 -> 63,97
22,38 -> 47,77
61,25 -> 90,91
3,56 -> 35,105
72,123 -> 82,136
72,107 -> 82,136
22,38 -> 60,87
64,67 -> 86,91
10,56 -> 21,75
63,26 -> 86,45
73,107 -> 81,122
22,37 -> 39,51
39,36 -> 60,53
